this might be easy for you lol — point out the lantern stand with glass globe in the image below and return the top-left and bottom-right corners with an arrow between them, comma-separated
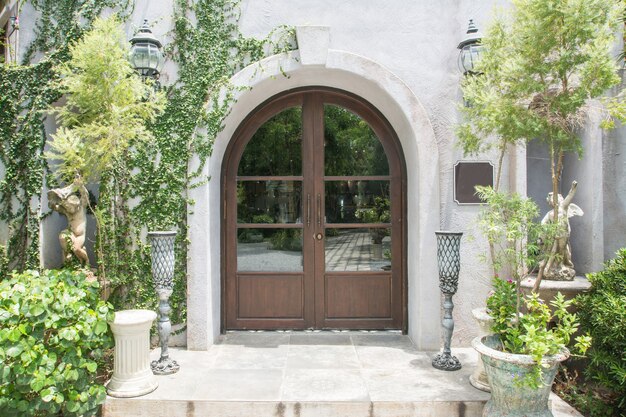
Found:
147,231 -> 180,375
432,231 -> 463,371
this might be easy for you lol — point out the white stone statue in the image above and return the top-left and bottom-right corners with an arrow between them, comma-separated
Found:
539,180 -> 583,281
48,179 -> 90,265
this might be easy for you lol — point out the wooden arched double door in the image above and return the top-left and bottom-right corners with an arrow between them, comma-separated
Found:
222,88 -> 406,330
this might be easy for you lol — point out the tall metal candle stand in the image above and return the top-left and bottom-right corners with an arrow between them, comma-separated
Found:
432,231 -> 463,371
148,231 -> 180,375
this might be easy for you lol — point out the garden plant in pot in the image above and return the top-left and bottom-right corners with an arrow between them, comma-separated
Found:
355,196 -> 390,260
472,187 -> 591,417
454,0 -> 622,411
474,280 -> 591,417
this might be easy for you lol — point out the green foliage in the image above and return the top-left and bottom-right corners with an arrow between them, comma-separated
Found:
554,372 -> 620,417
323,105 -> 389,176
47,15 -> 164,184
103,0 -> 296,320
479,185 -> 591,388
0,0 -> 131,276
269,229 -> 302,251
41,15 -> 165,326
2,0 -> 296,327
0,269 -> 114,417
458,0 -> 624,208
460,0 -> 622,155
355,196 -> 391,223
474,185 -> 541,280
251,214 -> 275,224
487,278 -> 591,389
238,107 -> 303,176
355,196 -> 390,244
576,248 -> 626,414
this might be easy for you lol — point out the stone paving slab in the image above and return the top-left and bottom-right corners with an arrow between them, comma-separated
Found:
103,331 -> 583,417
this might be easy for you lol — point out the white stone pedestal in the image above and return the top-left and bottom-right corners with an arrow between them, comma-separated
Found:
469,307 -> 493,392
107,309 -> 158,398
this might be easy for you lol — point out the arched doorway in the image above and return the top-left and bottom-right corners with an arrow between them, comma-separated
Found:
222,87 -> 406,330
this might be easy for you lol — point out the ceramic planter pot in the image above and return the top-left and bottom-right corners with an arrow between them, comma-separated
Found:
470,307 -> 494,392
472,335 -> 569,417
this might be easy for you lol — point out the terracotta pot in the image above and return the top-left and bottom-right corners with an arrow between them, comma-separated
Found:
472,335 -> 569,417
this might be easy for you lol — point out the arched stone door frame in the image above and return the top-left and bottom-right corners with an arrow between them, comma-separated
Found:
187,27 -> 440,350
222,86 -> 407,331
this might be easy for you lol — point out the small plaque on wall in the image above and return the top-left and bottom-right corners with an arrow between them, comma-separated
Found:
454,161 -> 494,205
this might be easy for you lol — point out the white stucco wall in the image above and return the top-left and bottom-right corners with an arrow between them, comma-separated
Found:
603,76 -> 626,260
14,0 -> 530,350
184,0 -> 513,349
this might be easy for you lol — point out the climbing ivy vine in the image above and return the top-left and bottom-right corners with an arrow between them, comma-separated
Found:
0,0 -> 296,325
116,0 -> 296,321
0,0 -> 131,276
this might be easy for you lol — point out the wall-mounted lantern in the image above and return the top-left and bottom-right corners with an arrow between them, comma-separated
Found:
129,19 -> 165,80
457,19 -> 483,75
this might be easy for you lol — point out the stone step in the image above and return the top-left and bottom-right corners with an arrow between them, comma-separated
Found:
104,399 -> 486,417
102,332 -> 582,417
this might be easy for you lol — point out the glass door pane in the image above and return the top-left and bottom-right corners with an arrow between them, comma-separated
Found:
238,107 -> 303,176
325,180 -> 390,224
237,180 -> 302,224
324,105 -> 389,176
237,228 -> 303,272
325,228 -> 392,271
236,106 -> 304,272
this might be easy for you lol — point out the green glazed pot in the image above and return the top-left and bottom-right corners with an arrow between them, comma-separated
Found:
472,335 -> 569,417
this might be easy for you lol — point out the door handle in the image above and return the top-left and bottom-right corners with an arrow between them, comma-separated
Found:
306,194 -> 311,227
317,194 -> 321,227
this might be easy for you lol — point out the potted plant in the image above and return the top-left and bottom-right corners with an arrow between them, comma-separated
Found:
474,279 -> 591,416
469,185 -> 541,392
355,196 -> 390,259
471,186 -> 591,415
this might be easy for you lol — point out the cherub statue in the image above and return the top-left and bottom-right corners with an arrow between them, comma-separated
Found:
539,180 -> 583,281
48,179 -> 90,265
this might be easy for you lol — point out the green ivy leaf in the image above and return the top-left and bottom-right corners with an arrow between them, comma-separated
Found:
29,305 -> 45,317
85,361 -> 97,373
7,328 -> 22,342
0,366 -> 11,380
94,320 -> 108,335
41,388 -> 54,403
66,400 -> 80,413
6,344 -> 24,358
30,378 -> 45,393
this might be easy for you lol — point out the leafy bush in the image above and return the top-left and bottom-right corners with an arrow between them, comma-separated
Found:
269,229 -> 302,251
0,269 -> 114,417
251,214 -> 274,224
576,249 -> 626,415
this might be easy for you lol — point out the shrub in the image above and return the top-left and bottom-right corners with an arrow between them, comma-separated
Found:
576,249 -> 626,415
269,229 -> 302,251
0,269 -> 114,417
